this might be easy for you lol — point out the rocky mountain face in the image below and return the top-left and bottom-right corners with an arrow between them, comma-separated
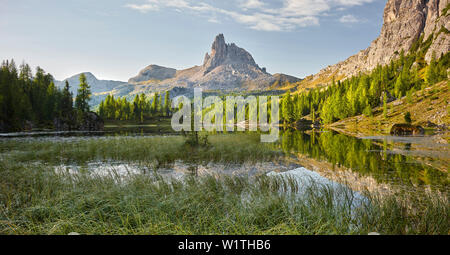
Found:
203,34 -> 260,75
309,0 -> 449,85
130,34 -> 300,91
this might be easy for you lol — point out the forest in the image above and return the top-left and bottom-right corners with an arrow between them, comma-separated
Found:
0,60 -> 92,132
280,36 -> 449,125
97,91 -> 171,122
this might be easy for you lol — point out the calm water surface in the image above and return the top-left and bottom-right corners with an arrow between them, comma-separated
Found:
1,125 -> 448,193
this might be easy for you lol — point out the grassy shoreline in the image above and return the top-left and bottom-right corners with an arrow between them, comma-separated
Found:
1,161 -> 448,234
0,133 -> 448,235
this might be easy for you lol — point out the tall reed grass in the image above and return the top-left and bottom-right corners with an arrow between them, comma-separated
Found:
0,160 -> 448,235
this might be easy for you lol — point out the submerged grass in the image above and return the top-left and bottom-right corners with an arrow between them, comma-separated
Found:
0,133 -> 280,166
0,160 -> 448,235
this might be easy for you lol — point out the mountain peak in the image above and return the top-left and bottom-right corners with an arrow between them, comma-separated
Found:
203,33 -> 259,75
126,33 -> 300,91
212,33 -> 226,50
68,72 -> 97,80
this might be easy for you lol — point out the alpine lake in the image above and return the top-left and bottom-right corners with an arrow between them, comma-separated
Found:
0,121 -> 448,234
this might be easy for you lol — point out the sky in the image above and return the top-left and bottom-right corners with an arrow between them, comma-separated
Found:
0,0 -> 387,81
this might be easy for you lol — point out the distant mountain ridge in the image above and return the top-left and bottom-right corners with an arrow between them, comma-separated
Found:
54,72 -> 129,107
128,65 -> 177,83
56,34 -> 302,106
54,72 -> 127,95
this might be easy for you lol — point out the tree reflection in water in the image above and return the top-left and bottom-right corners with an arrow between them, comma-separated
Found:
279,130 -> 448,190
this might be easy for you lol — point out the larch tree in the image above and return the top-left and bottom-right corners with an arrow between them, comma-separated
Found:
75,73 -> 91,113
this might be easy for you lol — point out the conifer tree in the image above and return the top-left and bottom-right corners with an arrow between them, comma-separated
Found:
75,73 -> 91,113
164,91 -> 170,116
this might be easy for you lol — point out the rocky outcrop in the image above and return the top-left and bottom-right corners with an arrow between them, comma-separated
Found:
128,65 -> 177,84
54,112 -> 104,131
79,112 -> 104,131
295,119 -> 313,131
381,91 -> 397,104
54,114 -> 78,131
390,123 -> 425,135
311,0 -> 449,84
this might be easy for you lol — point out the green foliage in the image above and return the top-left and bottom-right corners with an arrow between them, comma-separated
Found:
442,3 -> 450,17
426,52 -> 439,85
98,91 -> 172,122
0,60 -> 83,131
281,91 -> 294,123
75,73 -> 91,113
164,91 -> 170,116
406,89 -> 414,104
183,131 -> 210,148
404,112 -> 412,124
383,93 -> 388,119
363,105 -> 373,117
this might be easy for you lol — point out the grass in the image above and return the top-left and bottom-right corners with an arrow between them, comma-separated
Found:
0,133 -> 448,235
0,160 -> 448,235
0,133 -> 280,166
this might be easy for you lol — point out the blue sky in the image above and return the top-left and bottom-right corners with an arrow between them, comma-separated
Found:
1,0 -> 386,81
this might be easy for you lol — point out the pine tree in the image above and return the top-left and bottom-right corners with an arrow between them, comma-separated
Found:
152,92 -> 159,114
132,95 -> 140,121
61,81 -> 73,117
404,112 -> 412,124
75,73 -> 91,113
164,91 -> 170,116
98,101 -> 105,119
425,52 -> 438,85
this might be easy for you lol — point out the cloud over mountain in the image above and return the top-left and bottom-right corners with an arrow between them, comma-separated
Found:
124,0 -> 375,31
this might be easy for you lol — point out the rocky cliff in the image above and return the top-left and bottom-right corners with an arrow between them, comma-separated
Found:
129,34 -> 300,91
203,34 -> 261,75
308,0 -> 449,86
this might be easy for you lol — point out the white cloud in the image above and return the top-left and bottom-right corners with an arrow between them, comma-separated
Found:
240,0 -> 266,9
208,17 -> 221,24
124,3 -> 159,13
280,0 -> 330,16
339,14 -> 359,23
333,0 -> 374,6
124,0 -> 374,31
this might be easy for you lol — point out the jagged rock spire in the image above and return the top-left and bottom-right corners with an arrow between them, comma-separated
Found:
203,33 -> 259,75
